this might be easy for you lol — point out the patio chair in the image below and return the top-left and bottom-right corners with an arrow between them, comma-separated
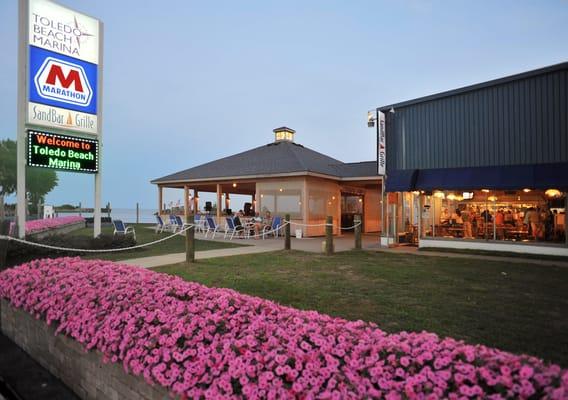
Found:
169,214 -> 178,232
263,215 -> 282,239
113,220 -> 136,241
224,217 -> 239,240
204,216 -> 220,239
194,214 -> 205,233
155,215 -> 167,233
174,215 -> 192,233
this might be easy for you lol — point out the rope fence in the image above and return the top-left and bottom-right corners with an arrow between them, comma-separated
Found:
0,215 -> 364,265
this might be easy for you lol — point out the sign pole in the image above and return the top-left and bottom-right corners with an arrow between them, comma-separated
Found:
16,0 -> 29,239
93,20 -> 104,238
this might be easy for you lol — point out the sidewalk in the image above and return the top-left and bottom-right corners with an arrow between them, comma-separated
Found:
122,233 -> 568,269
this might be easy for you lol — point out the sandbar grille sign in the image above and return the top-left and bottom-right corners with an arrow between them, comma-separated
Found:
377,111 -> 386,176
27,130 -> 98,173
25,0 -> 101,136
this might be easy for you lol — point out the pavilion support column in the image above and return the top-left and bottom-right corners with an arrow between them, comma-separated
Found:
225,193 -> 230,213
216,184 -> 222,220
158,186 -> 163,214
193,190 -> 199,214
184,185 -> 189,218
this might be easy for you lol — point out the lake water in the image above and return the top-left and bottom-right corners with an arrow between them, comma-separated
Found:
62,208 -> 158,223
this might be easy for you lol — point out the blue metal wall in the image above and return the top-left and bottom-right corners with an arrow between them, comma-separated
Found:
381,64 -> 568,171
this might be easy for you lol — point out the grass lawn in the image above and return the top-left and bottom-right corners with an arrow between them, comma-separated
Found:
154,250 -> 568,367
69,223 -> 246,261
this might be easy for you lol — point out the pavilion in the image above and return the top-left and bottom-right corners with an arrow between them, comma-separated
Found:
151,127 -> 382,236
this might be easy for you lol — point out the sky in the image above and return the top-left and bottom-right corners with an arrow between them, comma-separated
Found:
1,0 -> 567,211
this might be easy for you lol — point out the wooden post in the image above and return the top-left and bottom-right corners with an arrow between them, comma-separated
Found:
183,186 -> 189,218
186,214 -> 195,263
0,220 -> 10,270
325,215 -> 333,255
354,214 -> 362,250
284,214 -> 291,250
158,186 -> 163,214
136,202 -> 140,224
216,184 -> 222,221
193,190 -> 199,214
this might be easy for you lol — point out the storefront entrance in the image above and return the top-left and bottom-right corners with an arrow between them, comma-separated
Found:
341,193 -> 363,231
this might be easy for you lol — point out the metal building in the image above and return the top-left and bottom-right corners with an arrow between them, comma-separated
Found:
373,62 -> 568,256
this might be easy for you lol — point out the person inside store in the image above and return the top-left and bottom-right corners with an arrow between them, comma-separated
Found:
450,209 -> 463,225
481,208 -> 493,222
495,209 -> 505,226
462,206 -> 473,238
524,207 -> 541,240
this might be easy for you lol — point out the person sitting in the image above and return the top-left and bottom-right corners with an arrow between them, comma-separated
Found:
252,212 -> 264,239
233,211 -> 246,238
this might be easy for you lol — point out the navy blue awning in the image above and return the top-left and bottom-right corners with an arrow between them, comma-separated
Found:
386,163 -> 568,192
385,169 -> 417,191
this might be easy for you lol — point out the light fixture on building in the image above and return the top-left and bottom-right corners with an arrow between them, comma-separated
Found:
411,191 -> 420,195
433,191 -> 445,199
232,183 -> 237,188
367,111 -> 376,128
446,193 -> 456,201
523,188 -> 531,193
332,196 -> 336,200
463,192 -> 474,200
488,195 -> 498,202
481,189 -> 490,193
358,198 -> 363,203
279,188 -> 283,192
545,188 -> 561,198
260,194 -> 264,198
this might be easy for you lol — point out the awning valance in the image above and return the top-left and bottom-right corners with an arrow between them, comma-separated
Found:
386,163 -> 568,192
385,169 -> 418,192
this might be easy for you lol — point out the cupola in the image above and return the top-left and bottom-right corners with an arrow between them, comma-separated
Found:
273,126 -> 295,142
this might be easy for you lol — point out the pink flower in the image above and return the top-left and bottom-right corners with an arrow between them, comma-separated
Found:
0,257 -> 566,399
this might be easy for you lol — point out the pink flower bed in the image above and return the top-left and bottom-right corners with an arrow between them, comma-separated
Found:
9,215 -> 85,235
0,258 -> 566,399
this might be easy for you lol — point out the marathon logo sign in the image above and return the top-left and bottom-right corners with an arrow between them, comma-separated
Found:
29,46 -> 97,115
27,130 -> 98,173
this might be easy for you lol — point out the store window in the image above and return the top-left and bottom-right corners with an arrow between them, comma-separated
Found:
418,189 -> 566,243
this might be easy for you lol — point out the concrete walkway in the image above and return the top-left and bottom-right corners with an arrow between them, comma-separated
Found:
122,233 -> 377,268
121,232 -> 568,269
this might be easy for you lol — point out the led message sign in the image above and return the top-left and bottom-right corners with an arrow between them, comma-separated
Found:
27,130 -> 98,173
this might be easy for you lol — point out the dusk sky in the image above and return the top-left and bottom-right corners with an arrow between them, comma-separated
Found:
1,0 -> 567,210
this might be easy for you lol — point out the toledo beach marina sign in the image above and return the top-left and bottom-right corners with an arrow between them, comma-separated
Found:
26,0 -> 100,135
17,0 -> 104,238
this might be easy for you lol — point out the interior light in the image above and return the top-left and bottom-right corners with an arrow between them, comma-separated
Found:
462,192 -> 474,200
433,191 -> 445,199
522,188 -> 531,193
232,183 -> 237,188
481,189 -> 490,193
488,195 -> 498,202
446,193 -> 456,201
358,198 -> 363,203
411,191 -> 421,195
279,188 -> 283,192
332,196 -> 336,200
545,189 -> 561,198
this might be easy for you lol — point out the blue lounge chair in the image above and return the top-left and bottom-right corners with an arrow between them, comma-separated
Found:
113,220 -> 136,241
169,214 -> 178,232
263,215 -> 282,239
205,216 -> 219,238
174,215 -> 192,232
224,217 -> 239,240
155,215 -> 166,233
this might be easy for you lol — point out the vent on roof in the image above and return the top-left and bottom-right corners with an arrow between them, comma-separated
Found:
273,126 -> 295,142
